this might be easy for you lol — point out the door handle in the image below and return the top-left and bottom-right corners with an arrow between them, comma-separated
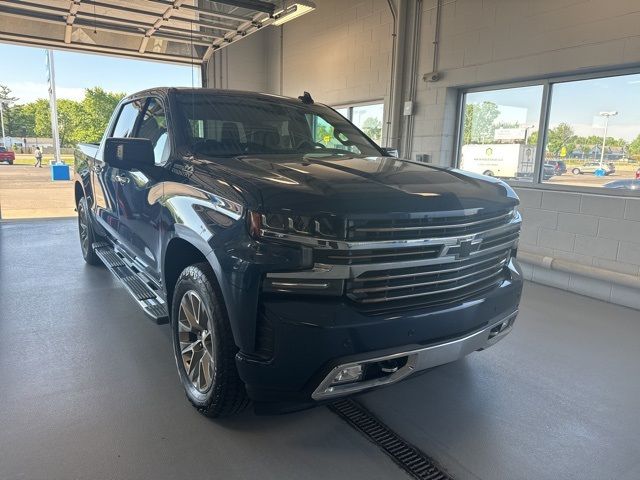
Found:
115,175 -> 130,185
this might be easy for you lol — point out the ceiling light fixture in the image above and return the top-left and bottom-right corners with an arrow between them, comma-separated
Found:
272,1 -> 316,26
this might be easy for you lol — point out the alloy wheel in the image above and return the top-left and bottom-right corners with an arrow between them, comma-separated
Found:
178,290 -> 215,393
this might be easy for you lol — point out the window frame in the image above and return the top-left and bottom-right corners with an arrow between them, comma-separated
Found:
455,66 -> 640,197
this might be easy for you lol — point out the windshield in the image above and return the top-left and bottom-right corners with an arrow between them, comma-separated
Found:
176,93 -> 382,157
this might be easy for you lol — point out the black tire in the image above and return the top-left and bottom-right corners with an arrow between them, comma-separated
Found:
483,170 -> 494,177
77,197 -> 102,266
572,168 -> 581,175
171,263 -> 249,418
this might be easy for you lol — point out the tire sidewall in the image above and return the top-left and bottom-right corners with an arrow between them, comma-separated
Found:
171,267 -> 221,407
78,197 -> 94,259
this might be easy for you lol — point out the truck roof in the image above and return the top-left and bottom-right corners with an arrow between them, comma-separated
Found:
124,87 -> 322,107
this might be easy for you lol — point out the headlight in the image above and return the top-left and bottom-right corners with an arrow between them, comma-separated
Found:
248,210 -> 341,239
509,206 -> 520,221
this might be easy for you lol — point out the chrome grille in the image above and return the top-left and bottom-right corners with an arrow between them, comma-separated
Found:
347,250 -> 510,306
314,245 -> 442,265
348,210 -> 512,241
267,209 -> 520,311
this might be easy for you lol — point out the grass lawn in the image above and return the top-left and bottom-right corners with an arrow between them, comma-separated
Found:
13,154 -> 74,166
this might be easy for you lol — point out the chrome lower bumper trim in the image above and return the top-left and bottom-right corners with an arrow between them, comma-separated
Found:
312,309 -> 518,401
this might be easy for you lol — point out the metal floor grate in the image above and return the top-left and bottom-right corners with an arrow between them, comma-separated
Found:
329,399 -> 452,480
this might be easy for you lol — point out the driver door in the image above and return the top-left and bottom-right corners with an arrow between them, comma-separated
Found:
116,97 -> 170,282
91,99 -> 145,240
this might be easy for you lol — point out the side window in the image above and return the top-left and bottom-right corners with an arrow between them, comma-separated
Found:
112,100 -> 145,138
138,98 -> 170,164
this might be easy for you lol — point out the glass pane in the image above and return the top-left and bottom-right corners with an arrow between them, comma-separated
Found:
138,98 -> 169,164
176,94 -> 380,157
542,73 -> 640,191
112,100 -> 145,138
459,85 -> 543,182
336,107 -> 350,119
351,104 -> 384,145
307,114 -> 362,154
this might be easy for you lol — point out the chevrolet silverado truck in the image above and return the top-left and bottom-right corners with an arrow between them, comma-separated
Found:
74,88 -> 523,417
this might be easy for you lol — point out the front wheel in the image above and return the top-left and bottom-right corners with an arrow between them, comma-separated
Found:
572,168 -> 581,175
171,263 -> 249,418
77,197 -> 102,266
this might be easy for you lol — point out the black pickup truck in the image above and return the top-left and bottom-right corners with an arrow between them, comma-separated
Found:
74,88 -> 523,417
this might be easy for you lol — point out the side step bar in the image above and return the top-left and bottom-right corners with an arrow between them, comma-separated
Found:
93,242 -> 169,324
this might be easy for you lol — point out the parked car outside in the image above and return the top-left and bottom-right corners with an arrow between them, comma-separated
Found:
603,179 -> 640,190
542,163 -> 555,180
0,146 -> 15,164
571,162 -> 615,175
635,168 -> 640,180
545,159 -> 567,175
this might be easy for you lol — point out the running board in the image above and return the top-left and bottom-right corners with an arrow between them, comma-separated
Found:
93,242 -> 169,324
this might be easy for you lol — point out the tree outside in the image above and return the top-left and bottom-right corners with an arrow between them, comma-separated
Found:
361,116 -> 382,143
0,84 -> 124,148
463,101 -> 500,144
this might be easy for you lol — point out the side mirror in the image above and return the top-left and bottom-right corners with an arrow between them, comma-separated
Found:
382,147 -> 399,158
104,137 -> 154,170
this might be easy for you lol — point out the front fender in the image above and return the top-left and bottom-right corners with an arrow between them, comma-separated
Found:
154,181 -> 251,349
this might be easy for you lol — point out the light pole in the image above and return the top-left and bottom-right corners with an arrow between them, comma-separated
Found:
599,111 -> 618,167
0,101 -> 6,148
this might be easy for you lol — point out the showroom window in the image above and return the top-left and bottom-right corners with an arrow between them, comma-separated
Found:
459,85 -> 543,182
335,102 -> 384,145
457,70 -> 640,194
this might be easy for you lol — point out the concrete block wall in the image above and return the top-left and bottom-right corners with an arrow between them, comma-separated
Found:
516,188 -> 640,309
279,0 -> 393,106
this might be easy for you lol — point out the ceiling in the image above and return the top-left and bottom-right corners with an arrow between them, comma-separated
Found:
0,0 -> 285,65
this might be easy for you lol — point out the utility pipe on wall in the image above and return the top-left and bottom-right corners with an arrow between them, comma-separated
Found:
518,250 -> 640,290
384,0 -> 407,151
403,0 -> 423,157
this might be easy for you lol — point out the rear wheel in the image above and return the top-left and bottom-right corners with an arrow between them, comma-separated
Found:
483,170 -> 494,177
171,263 -> 249,418
77,197 -> 102,266
572,168 -> 581,175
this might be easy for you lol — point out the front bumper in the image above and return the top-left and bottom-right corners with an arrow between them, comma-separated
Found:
312,309 -> 517,400
236,260 -> 522,412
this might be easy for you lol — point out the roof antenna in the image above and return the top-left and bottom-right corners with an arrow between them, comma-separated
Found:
298,91 -> 314,104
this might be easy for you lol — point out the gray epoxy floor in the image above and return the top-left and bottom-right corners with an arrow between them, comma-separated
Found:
1,219 -> 639,480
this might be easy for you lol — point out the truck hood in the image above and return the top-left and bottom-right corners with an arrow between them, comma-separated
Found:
192,153 -> 519,216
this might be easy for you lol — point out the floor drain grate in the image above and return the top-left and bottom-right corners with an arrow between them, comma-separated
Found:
329,398 -> 452,480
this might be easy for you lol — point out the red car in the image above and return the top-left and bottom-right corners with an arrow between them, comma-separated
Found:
0,146 -> 15,164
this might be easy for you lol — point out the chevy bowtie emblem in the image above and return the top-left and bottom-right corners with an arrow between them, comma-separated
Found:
446,237 -> 482,259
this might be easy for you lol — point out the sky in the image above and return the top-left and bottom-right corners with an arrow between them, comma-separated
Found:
466,75 -> 640,142
0,43 -> 199,104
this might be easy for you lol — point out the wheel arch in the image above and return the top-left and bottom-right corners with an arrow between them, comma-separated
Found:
74,181 -> 84,206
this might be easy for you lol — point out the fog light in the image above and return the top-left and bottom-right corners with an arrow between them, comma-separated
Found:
331,365 -> 363,386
